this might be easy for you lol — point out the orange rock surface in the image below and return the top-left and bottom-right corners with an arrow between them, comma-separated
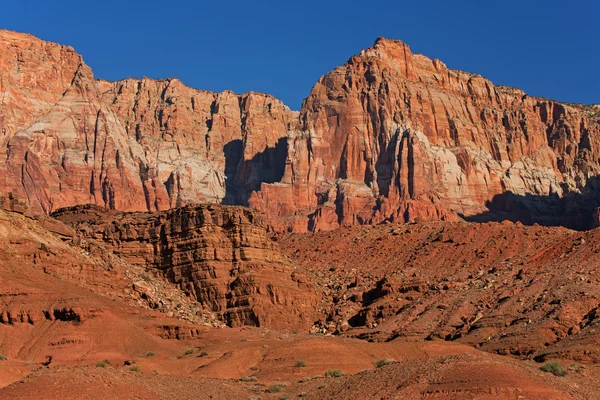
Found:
0,198 -> 598,399
252,38 -> 600,231
52,204 -> 317,329
2,30 -> 600,232
0,30 -> 294,214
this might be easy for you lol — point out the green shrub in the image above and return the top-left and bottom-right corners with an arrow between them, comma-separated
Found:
240,375 -> 258,382
140,351 -> 155,358
295,360 -> 306,368
183,349 -> 195,356
325,369 -> 344,378
374,359 -> 394,368
129,365 -> 141,372
0,355 -> 6,361
540,362 -> 567,377
265,383 -> 286,393
96,361 -> 107,368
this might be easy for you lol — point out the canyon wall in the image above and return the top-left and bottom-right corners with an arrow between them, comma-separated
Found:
1,30 -> 599,231
0,30 -> 295,214
251,38 -> 600,231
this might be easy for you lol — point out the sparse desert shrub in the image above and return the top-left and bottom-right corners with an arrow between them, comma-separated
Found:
96,361 -> 107,368
140,351 -> 155,358
247,385 -> 262,393
130,365 -> 141,372
374,359 -> 394,368
325,369 -> 343,378
240,375 -> 258,382
569,363 -> 585,373
0,355 -> 6,361
540,362 -> 567,377
250,366 -> 259,371
265,383 -> 286,393
25,361 -> 34,365
183,349 -> 194,356
199,351 -> 208,357
295,360 -> 306,368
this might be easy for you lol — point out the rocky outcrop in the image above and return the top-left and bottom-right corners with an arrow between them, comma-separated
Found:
0,30 -> 294,214
52,204 -> 317,329
251,38 -> 600,231
280,221 -> 600,362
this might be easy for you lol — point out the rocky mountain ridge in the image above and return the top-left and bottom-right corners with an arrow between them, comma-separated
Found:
1,30 -> 599,231
251,38 -> 600,231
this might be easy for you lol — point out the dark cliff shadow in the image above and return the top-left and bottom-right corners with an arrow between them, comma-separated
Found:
223,139 -> 244,205
461,175 -> 600,231
223,137 -> 287,206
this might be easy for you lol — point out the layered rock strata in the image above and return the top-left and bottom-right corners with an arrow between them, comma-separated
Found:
53,204 -> 317,329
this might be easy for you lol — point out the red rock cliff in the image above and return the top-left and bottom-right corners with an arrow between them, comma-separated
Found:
0,30 -> 295,214
2,31 -> 599,230
250,38 -> 600,231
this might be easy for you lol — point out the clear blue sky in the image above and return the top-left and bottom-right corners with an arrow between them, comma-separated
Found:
1,0 -> 598,110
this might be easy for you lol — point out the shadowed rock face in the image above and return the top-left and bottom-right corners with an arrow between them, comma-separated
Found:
52,204 -> 318,329
251,38 -> 600,231
2,30 -> 599,231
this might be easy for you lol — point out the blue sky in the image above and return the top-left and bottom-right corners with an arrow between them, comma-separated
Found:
1,0 -> 598,110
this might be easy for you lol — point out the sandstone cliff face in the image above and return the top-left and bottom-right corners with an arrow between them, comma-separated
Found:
97,78 -> 296,208
0,30 -> 149,213
52,204 -> 317,329
0,30 -> 295,214
251,38 -> 600,231
2,30 -> 599,231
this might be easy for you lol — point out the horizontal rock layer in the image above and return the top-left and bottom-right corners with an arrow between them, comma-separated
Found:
52,204 -> 317,329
